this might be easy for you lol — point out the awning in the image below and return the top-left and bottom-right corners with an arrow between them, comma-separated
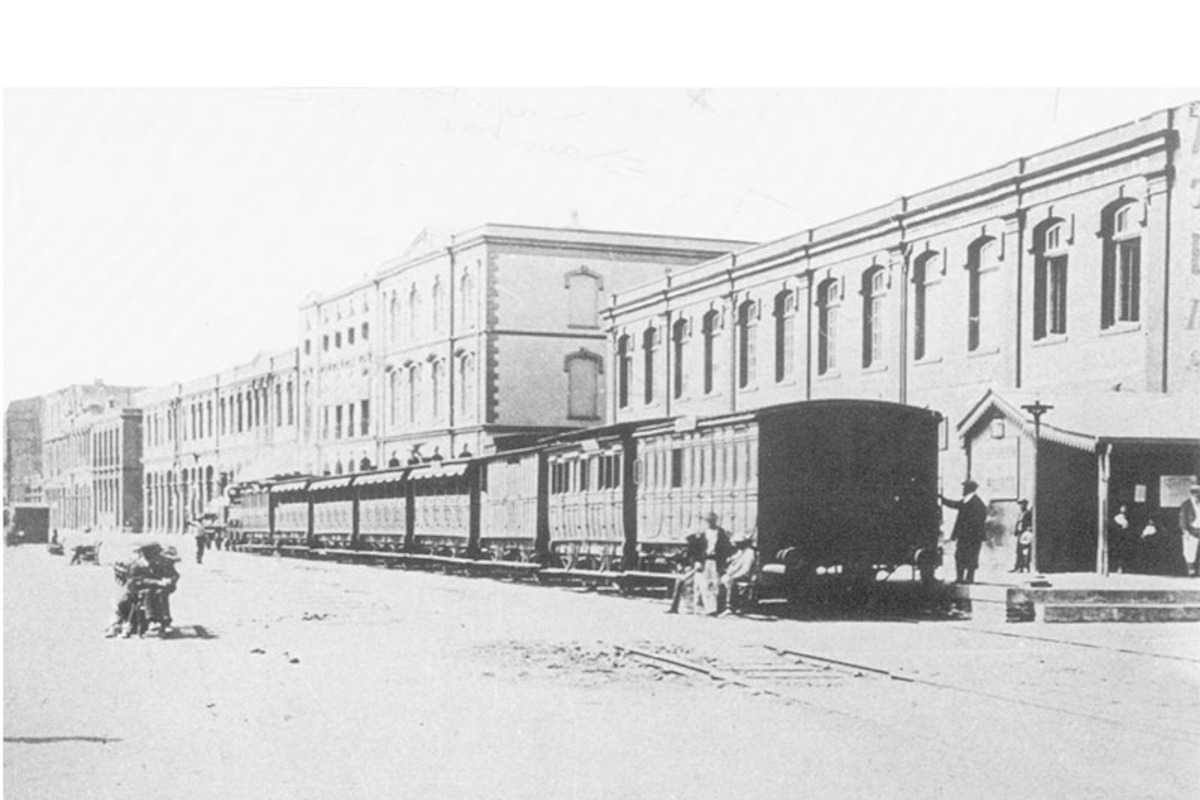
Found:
410,462 -> 469,480
270,479 -> 311,494
307,476 -> 353,492
959,389 -> 1200,452
354,470 -> 409,487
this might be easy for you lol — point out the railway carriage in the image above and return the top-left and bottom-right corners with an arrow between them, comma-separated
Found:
228,482 -> 272,550
408,461 -> 475,557
353,468 -> 410,552
308,476 -> 355,551
477,448 -> 544,562
543,423 -> 643,572
270,478 -> 312,549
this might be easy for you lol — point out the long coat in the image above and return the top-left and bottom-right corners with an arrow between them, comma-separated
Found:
943,495 -> 988,568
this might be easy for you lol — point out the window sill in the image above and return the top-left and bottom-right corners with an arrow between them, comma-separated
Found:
1099,322 -> 1142,338
1031,334 -> 1069,348
815,370 -> 842,381
861,363 -> 889,375
967,346 -> 1001,359
912,355 -> 943,367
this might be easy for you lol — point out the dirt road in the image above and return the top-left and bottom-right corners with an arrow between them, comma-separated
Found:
5,541 -> 1198,799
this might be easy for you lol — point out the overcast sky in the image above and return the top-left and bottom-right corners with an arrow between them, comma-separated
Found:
5,87 -> 1199,402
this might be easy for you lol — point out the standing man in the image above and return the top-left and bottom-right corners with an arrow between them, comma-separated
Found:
694,511 -> 734,616
191,520 -> 208,565
940,480 -> 987,585
1179,483 -> 1200,577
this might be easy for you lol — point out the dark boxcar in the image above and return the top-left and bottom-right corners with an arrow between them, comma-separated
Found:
754,400 -> 941,582
5,504 -> 51,544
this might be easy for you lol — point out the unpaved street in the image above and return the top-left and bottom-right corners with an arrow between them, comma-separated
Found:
5,540 -> 1199,799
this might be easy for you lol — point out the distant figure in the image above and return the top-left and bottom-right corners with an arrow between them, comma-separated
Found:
359,456 -> 373,471
192,521 -> 208,564
387,453 -> 401,468
940,480 -> 987,585
458,446 -> 472,459
1010,500 -> 1033,573
50,529 -> 59,545
665,530 -> 706,615
407,446 -> 423,466
1137,518 -> 1162,574
429,447 -> 444,463
1108,504 -> 1132,573
1179,484 -> 1200,577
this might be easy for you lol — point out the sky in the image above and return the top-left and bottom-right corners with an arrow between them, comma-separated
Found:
5,87 -> 1200,403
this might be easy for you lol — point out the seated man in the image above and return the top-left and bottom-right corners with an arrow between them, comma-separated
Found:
720,533 -> 758,613
665,530 -> 707,614
106,542 -> 181,637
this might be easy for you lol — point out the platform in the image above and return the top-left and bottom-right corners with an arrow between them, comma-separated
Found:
949,571 -> 1200,623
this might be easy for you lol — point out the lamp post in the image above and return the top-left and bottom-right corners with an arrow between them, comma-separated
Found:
1020,399 -> 1053,575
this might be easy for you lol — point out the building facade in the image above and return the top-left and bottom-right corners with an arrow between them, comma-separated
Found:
5,396 -> 43,504
136,349 -> 301,533
90,407 -> 144,531
606,103 -> 1200,569
40,381 -> 142,531
300,225 -> 751,474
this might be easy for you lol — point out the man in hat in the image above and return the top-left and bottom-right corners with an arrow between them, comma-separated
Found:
720,532 -> 758,614
940,480 -> 987,584
694,511 -> 735,615
1009,499 -> 1033,573
106,542 -> 181,637
1179,483 -> 1200,577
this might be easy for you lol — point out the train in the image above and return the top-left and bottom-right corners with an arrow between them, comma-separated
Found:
223,399 -> 944,596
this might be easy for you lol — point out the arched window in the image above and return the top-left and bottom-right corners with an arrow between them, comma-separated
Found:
431,359 -> 445,421
389,370 -> 399,426
773,289 -> 796,382
816,278 -> 839,375
1033,220 -> 1069,339
737,299 -> 758,388
408,284 -> 421,339
303,381 -> 312,439
458,353 -> 475,419
1102,202 -> 1141,328
286,381 -> 294,425
616,334 -> 631,408
672,317 -> 689,399
702,309 -> 721,394
460,264 -> 477,330
861,268 -> 885,368
565,268 -> 602,328
565,350 -> 602,420
912,252 -> 939,361
642,325 -> 657,404
409,364 -> 421,423
967,237 -> 999,351
432,277 -> 444,332
334,460 -> 343,476
389,291 -> 399,343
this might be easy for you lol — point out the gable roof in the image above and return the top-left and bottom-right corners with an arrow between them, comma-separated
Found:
958,389 -> 1200,452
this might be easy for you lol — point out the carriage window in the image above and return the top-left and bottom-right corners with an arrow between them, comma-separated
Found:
671,449 -> 683,488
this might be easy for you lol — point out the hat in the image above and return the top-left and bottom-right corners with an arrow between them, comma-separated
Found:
135,541 -> 163,556
733,532 -> 755,547
703,511 -> 720,523
161,546 -> 181,562
1017,499 -> 1029,508
961,480 -> 979,493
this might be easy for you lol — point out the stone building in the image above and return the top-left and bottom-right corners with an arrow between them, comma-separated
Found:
40,381 -> 141,531
4,396 -> 43,504
606,102 -> 1200,572
89,407 -> 144,531
136,349 -> 301,533
301,224 -> 751,474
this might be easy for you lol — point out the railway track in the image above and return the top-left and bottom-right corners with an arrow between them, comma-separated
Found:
616,642 -> 1200,745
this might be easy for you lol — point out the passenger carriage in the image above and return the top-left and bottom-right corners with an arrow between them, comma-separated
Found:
408,460 -> 474,558
476,447 -> 544,563
353,467 -> 410,552
269,478 -> 312,551
308,476 -> 355,552
227,482 -> 272,551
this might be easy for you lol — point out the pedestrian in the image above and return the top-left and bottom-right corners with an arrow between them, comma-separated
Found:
1137,517 -> 1162,574
1108,504 -> 1132,573
192,520 -> 207,564
940,480 -> 987,585
1179,484 -> 1200,577
1009,500 -> 1033,573
693,511 -> 734,616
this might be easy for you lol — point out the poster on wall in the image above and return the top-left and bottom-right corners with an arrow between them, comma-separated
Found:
1160,475 -> 1199,507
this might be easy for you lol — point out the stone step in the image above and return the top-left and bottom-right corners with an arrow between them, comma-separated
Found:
1030,589 -> 1200,605
1040,604 -> 1200,623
